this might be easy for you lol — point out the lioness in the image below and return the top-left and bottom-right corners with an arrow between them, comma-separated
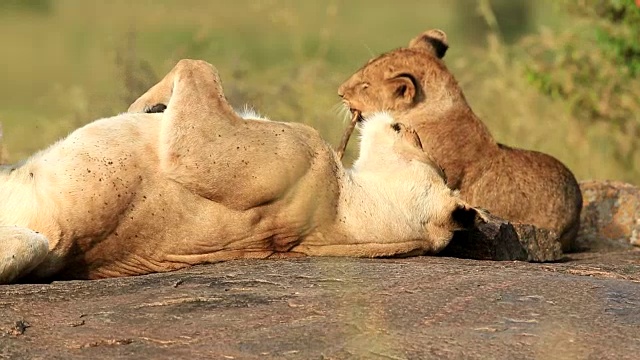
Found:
338,29 -> 582,251
0,59 -> 483,284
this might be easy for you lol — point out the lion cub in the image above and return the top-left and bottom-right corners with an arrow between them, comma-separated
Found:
338,29 -> 582,251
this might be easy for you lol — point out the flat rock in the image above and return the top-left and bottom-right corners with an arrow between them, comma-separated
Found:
578,180 -> 640,250
2,252 -> 639,359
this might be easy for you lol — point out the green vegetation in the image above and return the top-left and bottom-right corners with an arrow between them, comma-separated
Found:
0,0 -> 637,183
523,0 -> 640,182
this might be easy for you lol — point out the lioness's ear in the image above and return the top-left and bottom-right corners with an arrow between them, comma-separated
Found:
409,29 -> 448,59
385,74 -> 417,106
451,204 -> 487,230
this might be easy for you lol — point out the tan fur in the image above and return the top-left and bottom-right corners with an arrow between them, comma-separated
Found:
0,59 -> 483,284
338,29 -> 582,251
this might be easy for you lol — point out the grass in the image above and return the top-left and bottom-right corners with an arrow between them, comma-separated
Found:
0,0 -> 637,183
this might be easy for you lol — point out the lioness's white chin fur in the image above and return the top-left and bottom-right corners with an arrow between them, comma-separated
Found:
236,105 -> 270,121
356,111 -> 395,142
351,112 -> 402,172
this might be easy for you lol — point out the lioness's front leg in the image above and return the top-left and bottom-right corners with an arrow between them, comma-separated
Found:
0,226 -> 49,284
131,60 -> 245,204
129,60 -> 301,210
128,59 -> 234,117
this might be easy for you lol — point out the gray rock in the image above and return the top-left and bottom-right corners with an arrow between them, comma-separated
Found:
442,214 -> 562,262
512,224 -> 562,262
578,180 -> 640,250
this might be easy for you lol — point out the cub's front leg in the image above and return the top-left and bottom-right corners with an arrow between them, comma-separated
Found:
0,226 -> 49,284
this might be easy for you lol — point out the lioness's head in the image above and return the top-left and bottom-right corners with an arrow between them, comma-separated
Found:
338,29 -> 464,120
351,113 -> 487,251
354,113 -> 420,164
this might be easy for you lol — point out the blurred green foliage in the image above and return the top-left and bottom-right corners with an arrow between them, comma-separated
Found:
0,0 -> 637,183
523,0 -> 640,180
0,0 -> 52,14
454,0 -> 534,43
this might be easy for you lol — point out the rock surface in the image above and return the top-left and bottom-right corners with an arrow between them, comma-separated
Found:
2,252 -> 639,359
578,180 -> 640,250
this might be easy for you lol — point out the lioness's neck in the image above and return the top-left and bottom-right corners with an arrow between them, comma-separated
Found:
298,159 -> 452,258
334,162 -> 435,244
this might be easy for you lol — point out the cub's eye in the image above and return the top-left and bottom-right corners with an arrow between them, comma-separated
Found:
391,123 -> 402,133
361,83 -> 370,90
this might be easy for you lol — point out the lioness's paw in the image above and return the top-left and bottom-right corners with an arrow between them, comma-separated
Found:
0,226 -> 49,284
144,103 -> 167,114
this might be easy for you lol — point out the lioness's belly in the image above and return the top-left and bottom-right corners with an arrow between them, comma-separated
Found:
28,114 -> 338,279
56,176 -> 336,279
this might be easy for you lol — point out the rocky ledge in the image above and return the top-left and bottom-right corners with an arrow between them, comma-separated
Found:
1,252 -> 639,359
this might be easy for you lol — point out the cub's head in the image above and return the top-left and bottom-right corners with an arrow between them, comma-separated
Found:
338,29 -> 464,120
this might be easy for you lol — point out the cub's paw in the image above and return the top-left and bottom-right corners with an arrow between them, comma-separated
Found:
474,207 -> 491,224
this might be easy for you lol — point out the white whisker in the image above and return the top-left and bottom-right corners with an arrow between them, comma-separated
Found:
363,43 -> 375,58
331,102 -> 351,124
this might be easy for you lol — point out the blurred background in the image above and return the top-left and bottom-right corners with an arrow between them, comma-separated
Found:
0,0 -> 638,183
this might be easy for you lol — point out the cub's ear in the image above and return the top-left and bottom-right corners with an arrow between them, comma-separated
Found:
385,73 -> 417,107
409,29 -> 449,59
451,204 -> 488,230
